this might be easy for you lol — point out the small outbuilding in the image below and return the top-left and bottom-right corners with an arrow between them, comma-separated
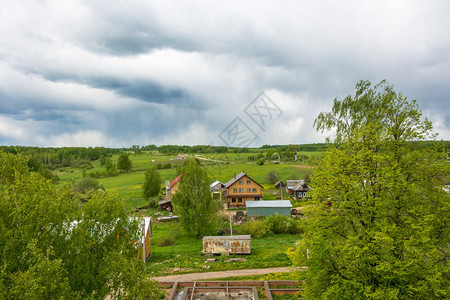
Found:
138,217 -> 152,261
203,235 -> 251,254
246,200 -> 292,217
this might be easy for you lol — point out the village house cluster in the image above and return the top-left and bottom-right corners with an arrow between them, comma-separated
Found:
157,168 -> 311,218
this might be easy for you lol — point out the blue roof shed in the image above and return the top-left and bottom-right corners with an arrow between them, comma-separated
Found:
246,200 -> 292,217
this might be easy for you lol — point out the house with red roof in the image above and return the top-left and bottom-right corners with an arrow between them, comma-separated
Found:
160,174 -> 182,212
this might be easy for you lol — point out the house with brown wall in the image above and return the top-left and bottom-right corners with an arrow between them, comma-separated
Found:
224,172 -> 263,208
160,174 -> 182,212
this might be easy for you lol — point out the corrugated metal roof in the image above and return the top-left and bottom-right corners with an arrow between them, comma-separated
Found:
170,174 -> 182,187
203,235 -> 251,240
246,200 -> 292,208
293,180 -> 310,191
286,180 -> 302,189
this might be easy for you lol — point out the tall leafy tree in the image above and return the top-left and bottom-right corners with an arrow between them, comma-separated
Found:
0,151 -> 159,299
117,153 -> 132,173
290,80 -> 449,299
143,165 -> 161,199
172,159 -> 220,237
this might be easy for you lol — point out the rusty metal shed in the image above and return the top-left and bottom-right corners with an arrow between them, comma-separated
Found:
203,235 -> 251,254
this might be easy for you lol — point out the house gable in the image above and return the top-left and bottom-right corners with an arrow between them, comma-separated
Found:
224,172 -> 263,208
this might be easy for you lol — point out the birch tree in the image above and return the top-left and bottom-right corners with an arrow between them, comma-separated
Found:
291,80 -> 449,299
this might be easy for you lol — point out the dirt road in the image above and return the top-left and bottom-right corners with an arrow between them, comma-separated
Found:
151,267 -> 292,282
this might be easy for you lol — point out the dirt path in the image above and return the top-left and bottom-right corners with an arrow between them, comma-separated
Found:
151,267 -> 292,282
293,164 -> 314,169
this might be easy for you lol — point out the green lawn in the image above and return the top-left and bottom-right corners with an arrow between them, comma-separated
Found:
147,220 -> 300,277
56,151 -> 317,210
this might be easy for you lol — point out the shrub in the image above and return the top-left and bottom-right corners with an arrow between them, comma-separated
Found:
266,170 -> 279,184
157,235 -> 176,247
264,214 -> 303,235
237,221 -> 270,238
256,158 -> 265,165
74,177 -> 103,194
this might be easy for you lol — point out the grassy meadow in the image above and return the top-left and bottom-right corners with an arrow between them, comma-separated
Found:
56,150 -> 316,275
58,151 -> 318,210
147,220 -> 299,277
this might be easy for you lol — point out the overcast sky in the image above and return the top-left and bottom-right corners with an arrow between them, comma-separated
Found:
0,0 -> 449,147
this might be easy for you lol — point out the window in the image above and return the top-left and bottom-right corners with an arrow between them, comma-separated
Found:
255,197 -> 260,200
247,188 -> 251,193
233,188 -> 237,193
239,188 -> 243,193
231,198 -> 236,203
246,180 -> 251,184
252,188 -> 257,193
238,198 -> 242,203
303,192 -> 307,197
239,180 -> 244,185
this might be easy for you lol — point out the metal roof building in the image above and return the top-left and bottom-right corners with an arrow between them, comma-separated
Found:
246,200 -> 292,217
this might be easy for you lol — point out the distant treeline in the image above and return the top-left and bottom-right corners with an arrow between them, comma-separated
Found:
1,140 -> 447,166
0,146 -> 120,167
150,143 -> 330,154
0,146 -> 121,181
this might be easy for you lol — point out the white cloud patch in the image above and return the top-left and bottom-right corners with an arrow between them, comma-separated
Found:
36,130 -> 115,148
0,117 -> 26,140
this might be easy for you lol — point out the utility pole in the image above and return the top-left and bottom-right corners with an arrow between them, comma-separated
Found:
229,213 -> 233,236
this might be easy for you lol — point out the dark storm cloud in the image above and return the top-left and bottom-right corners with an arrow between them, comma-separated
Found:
80,19 -> 200,56
44,74 -> 189,105
0,0 -> 449,147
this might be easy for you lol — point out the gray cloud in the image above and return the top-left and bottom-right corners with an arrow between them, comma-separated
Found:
0,0 -> 449,147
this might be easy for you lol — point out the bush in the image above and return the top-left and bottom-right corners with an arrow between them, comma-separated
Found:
264,214 -> 303,235
73,177 -> 104,194
256,158 -> 265,165
266,170 -> 279,184
157,235 -> 176,247
237,221 -> 270,238
156,163 -> 171,170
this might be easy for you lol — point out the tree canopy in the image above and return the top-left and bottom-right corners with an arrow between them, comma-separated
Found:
291,80 -> 449,299
0,151 -> 159,299
117,153 -> 132,173
143,165 -> 161,200
172,159 -> 220,237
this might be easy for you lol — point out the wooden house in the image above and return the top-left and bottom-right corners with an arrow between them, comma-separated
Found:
210,180 -> 224,192
210,180 -> 225,201
286,180 -> 301,194
176,153 -> 186,160
138,217 -> 152,261
224,172 -> 263,208
274,181 -> 285,190
164,174 -> 182,202
158,197 -> 172,212
291,180 -> 311,199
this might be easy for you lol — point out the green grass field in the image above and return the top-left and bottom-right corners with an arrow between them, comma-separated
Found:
54,150 -> 311,278
57,151 -> 317,210
147,220 -> 300,277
